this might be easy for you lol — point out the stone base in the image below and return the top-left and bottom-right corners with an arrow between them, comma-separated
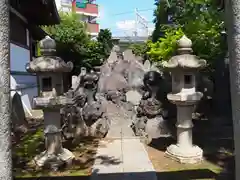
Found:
165,144 -> 203,164
34,148 -> 75,170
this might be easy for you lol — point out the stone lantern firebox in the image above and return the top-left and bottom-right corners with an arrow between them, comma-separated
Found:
163,35 -> 206,164
26,36 -> 75,169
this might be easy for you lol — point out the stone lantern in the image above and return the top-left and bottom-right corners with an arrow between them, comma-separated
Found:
162,35 -> 206,164
26,36 -> 75,169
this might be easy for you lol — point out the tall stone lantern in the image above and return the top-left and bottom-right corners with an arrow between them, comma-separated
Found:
162,35 -> 206,164
26,36 -> 75,169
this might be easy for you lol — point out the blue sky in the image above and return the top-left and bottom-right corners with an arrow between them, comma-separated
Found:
96,0 -> 155,37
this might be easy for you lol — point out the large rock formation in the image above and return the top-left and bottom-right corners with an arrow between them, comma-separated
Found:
61,46 -> 172,143
61,69 -> 110,140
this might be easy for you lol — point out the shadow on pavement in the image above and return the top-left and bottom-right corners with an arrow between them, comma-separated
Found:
15,169 -> 218,180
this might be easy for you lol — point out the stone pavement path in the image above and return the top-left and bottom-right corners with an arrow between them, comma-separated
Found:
91,106 -> 157,180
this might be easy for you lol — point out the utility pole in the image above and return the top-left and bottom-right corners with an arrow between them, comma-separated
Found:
135,8 -> 148,37
225,0 -> 240,179
0,0 -> 11,180
133,8 -> 138,37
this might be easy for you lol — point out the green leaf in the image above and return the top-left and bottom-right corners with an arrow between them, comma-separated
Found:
42,12 -> 113,73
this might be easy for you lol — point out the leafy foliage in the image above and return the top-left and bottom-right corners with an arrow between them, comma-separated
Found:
129,42 -> 150,59
80,40 -> 105,68
152,0 -> 170,42
43,12 -> 89,73
43,12 -> 113,74
44,12 -> 89,45
170,0 -> 226,63
147,28 -> 184,63
97,29 -> 113,59
150,0 -> 227,67
81,29 -> 113,69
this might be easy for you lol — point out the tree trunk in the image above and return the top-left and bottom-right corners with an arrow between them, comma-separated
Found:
0,1 -> 12,180
225,1 -> 240,179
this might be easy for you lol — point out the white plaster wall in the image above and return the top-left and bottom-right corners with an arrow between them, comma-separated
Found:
11,74 -> 38,111
55,0 -> 62,10
10,43 -> 38,113
55,0 -> 72,11
10,43 -> 30,72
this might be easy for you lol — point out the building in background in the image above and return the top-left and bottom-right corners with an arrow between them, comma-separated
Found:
112,36 -> 148,52
10,0 -> 60,115
56,0 -> 99,37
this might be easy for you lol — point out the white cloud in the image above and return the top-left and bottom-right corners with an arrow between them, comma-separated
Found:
98,5 -> 104,19
116,20 -> 136,31
115,19 -> 154,36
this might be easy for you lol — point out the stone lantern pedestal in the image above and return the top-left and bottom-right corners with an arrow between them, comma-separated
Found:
26,36 -> 75,169
162,35 -> 206,164
33,106 -> 74,169
165,98 -> 203,164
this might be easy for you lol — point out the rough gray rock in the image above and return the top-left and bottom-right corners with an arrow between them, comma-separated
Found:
71,75 -> 79,90
123,49 -> 135,62
11,92 -> 28,133
131,70 -> 172,142
127,60 -> 145,89
145,117 -> 171,138
106,90 -> 126,105
126,90 -> 142,106
98,63 -> 112,92
63,47 -> 173,143
143,60 -> 151,71
106,46 -> 119,64
136,55 -> 144,64
62,69 -> 111,139
102,73 -> 129,92
82,102 -> 104,127
89,116 -> 110,137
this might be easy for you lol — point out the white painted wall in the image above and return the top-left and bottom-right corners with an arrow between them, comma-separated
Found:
55,0 -> 72,12
10,75 -> 38,110
10,43 -> 38,114
10,43 -> 30,72
55,0 -> 61,10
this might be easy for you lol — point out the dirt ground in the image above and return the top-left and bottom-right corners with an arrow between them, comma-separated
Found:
145,144 -> 220,180
13,115 -> 235,180
145,130 -> 235,180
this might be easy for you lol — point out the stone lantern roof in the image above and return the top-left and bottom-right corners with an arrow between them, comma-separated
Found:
26,36 -> 73,73
162,35 -> 206,70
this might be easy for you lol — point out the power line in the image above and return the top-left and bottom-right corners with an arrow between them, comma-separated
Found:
104,20 -> 153,30
111,8 -> 154,16
106,8 -> 154,38
135,8 -> 149,37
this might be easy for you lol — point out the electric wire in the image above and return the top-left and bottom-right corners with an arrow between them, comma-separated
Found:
111,8 -> 154,16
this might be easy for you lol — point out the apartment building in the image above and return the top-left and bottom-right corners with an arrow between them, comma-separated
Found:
56,0 -> 99,36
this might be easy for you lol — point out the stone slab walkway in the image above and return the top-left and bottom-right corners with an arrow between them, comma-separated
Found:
91,107 -> 157,180
91,139 -> 157,180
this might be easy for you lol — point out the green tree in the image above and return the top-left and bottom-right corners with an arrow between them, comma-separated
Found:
129,42 -> 150,59
152,0 -> 170,42
81,40 -> 105,68
81,29 -> 113,69
147,28 -> 184,63
43,12 -> 90,74
43,12 -> 113,73
170,0 -> 226,63
97,29 -> 113,59
151,0 -> 227,68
